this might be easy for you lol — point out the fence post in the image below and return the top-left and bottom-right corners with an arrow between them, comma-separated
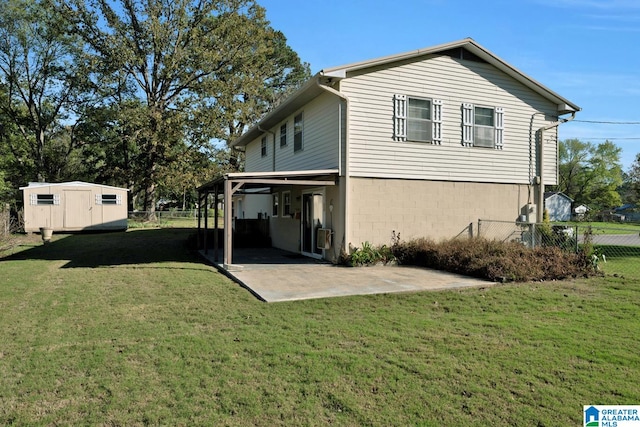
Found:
1,204 -> 8,237
575,225 -> 579,253
468,222 -> 473,238
530,223 -> 536,249
477,219 -> 482,238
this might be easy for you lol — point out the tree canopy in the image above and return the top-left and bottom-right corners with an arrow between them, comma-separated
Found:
556,138 -> 624,212
0,0 -> 310,211
60,0 -> 309,214
0,0 -> 89,184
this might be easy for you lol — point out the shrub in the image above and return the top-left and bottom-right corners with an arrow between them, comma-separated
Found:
343,241 -> 396,267
392,237 -> 597,282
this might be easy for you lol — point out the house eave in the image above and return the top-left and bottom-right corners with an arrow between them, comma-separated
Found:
320,37 -> 580,115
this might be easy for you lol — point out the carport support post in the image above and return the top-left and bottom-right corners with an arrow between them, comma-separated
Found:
224,178 -> 232,267
203,192 -> 209,255
196,192 -> 202,249
214,185 -> 219,262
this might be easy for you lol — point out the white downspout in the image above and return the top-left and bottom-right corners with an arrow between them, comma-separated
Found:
536,111 -> 576,223
316,77 -> 351,251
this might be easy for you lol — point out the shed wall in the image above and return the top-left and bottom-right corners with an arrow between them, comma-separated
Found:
22,184 -> 128,232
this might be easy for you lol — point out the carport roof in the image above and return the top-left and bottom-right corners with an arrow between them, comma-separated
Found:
197,169 -> 339,193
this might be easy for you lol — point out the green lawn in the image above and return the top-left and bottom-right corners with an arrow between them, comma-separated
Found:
1,229 -> 639,425
561,221 -> 640,234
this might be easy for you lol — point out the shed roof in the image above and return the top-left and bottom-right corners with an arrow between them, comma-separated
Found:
20,181 -> 129,191
544,191 -> 573,202
231,38 -> 580,148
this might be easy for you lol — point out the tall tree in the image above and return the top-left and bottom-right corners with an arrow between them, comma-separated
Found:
556,139 -> 623,211
558,138 -> 592,203
586,141 -> 623,209
624,153 -> 640,205
0,0 -> 88,183
62,0 -> 309,217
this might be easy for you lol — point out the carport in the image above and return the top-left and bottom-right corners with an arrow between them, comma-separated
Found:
196,170 -> 339,269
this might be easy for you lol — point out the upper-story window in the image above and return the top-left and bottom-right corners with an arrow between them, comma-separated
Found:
462,104 -> 504,149
407,97 -> 432,142
393,94 -> 442,144
261,136 -> 267,157
280,123 -> 287,147
294,112 -> 303,152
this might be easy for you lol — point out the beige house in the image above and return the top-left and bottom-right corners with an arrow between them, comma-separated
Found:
21,181 -> 128,232
198,38 -> 580,267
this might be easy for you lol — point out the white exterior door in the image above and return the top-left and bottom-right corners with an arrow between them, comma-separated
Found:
301,189 -> 324,258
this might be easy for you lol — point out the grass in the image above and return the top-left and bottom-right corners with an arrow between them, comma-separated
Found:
561,221 -> 640,234
1,229 -> 639,425
595,245 -> 640,279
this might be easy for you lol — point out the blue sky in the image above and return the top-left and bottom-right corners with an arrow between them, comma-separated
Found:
259,0 -> 640,170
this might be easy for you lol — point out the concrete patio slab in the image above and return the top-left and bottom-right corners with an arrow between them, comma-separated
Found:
199,248 -> 491,302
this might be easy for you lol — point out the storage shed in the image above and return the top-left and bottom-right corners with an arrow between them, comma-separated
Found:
544,191 -> 573,222
21,181 -> 129,232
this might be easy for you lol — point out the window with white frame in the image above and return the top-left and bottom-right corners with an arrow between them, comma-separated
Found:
272,193 -> 279,217
294,112 -> 303,152
462,104 -> 504,149
280,123 -> 287,147
394,94 -> 442,144
261,136 -> 267,157
96,194 -> 122,205
31,194 -> 60,205
282,191 -> 291,216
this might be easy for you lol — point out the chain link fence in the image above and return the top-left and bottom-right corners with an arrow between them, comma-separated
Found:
0,205 -> 24,254
128,210 -> 220,228
477,219 -> 640,280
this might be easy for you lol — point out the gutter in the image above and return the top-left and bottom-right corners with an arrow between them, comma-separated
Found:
536,111 -> 576,223
315,76 -> 351,252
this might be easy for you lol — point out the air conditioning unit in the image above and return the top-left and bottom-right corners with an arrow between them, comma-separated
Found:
526,204 -> 537,223
316,228 -> 332,250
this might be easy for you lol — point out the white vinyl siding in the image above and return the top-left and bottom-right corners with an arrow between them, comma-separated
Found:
244,93 -> 340,173
341,54 -> 559,185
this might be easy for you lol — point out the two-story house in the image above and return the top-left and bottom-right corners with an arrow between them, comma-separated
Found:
198,38 -> 579,267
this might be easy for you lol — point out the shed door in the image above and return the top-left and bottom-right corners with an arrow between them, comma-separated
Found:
64,190 -> 92,229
